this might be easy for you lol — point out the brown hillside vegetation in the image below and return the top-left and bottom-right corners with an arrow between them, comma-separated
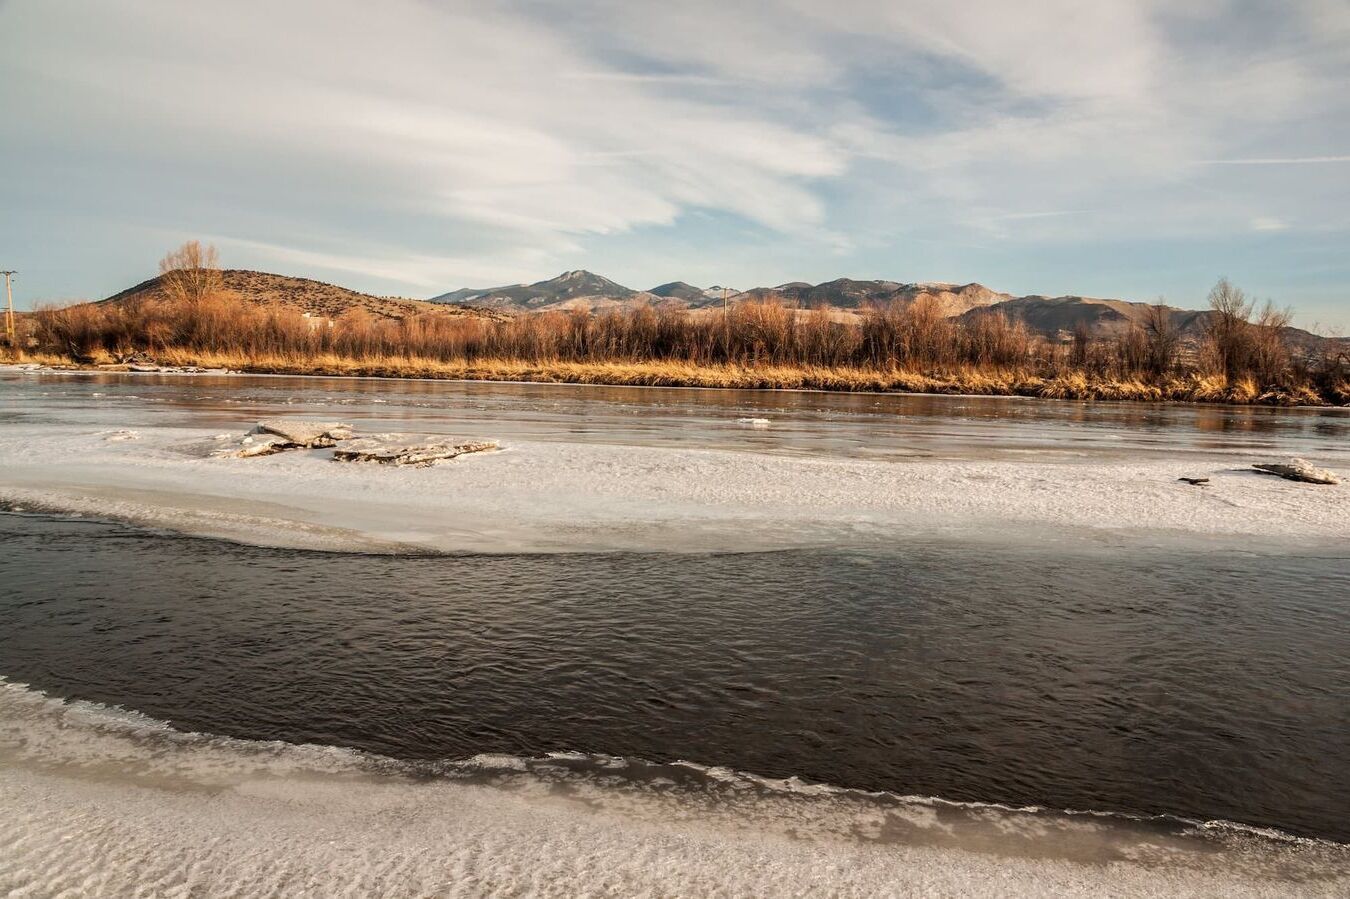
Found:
766,280 -> 1008,316
106,268 -> 502,322
8,243 -> 1346,407
959,293 -> 1335,359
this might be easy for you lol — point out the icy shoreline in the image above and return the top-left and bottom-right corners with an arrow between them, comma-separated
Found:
2,678 -> 1345,897
0,419 -> 1346,554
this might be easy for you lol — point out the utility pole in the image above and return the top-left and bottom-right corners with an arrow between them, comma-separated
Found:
1,271 -> 15,346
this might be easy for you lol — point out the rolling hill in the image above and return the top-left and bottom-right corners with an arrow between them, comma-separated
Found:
431,270 -> 638,310
959,296 -> 1341,355
648,281 -> 708,302
959,295 -> 1188,338
770,280 -> 1010,316
105,270 -> 502,321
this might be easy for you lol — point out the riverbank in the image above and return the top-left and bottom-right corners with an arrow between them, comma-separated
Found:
3,348 -> 1339,406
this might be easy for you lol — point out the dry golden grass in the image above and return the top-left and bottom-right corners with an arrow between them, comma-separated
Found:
0,348 -> 74,367
28,347 -> 1315,405
152,349 -> 996,393
7,334 -> 1336,405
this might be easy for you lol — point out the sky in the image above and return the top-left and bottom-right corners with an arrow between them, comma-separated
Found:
1,0 -> 1348,328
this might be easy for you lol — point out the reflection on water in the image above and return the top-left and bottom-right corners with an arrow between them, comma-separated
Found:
3,369 -> 1348,462
2,511 -> 1347,841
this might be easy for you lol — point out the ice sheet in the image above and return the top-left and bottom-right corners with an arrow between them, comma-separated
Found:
0,419 -> 1346,554
1,679 -> 1345,898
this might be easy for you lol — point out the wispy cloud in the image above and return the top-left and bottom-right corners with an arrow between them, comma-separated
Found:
989,210 -> 1087,221
1250,217 -> 1291,232
1200,156 -> 1350,165
1,0 -> 1347,321
560,71 -> 729,86
215,237 -> 563,290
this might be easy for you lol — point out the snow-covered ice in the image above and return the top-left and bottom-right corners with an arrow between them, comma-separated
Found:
0,417 -> 1346,554
1,678 -> 1345,898
0,369 -> 1346,553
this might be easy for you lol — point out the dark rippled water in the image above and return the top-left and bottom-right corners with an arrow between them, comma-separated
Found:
1,512 -> 1347,841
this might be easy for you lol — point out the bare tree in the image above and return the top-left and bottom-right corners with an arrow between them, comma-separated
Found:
1200,277 -> 1297,385
159,241 -> 223,306
1142,301 -> 1178,377
1251,299 -> 1293,384
1115,325 -> 1149,376
901,294 -> 951,366
1208,277 -> 1251,319
1069,320 -> 1092,369
1203,277 -> 1254,379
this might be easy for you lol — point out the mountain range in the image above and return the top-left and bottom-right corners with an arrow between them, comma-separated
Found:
432,272 -> 1009,317
98,268 -> 1341,353
430,270 -> 1340,350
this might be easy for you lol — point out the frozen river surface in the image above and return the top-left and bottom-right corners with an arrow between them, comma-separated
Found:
1,369 -> 1347,896
1,368 -> 1347,553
